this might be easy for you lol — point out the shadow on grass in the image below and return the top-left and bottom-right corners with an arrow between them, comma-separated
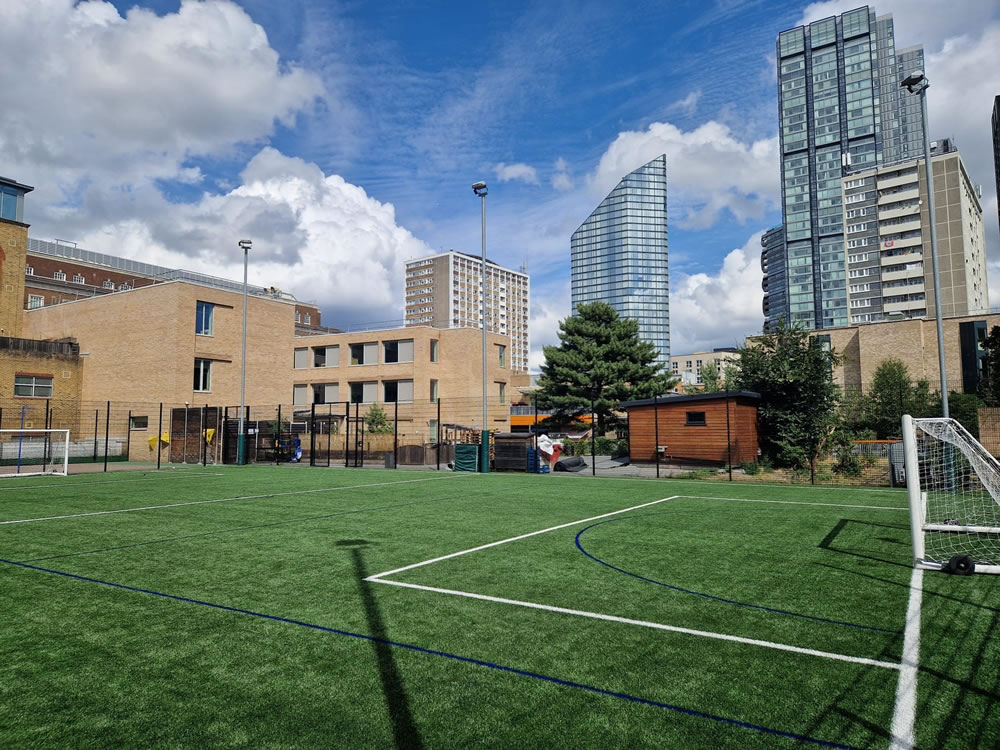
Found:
817,518 -> 913,569
336,539 -> 424,750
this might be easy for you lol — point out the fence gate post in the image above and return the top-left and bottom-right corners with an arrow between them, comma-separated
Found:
310,403 -> 317,467
393,399 -> 399,469
103,400 -> 111,472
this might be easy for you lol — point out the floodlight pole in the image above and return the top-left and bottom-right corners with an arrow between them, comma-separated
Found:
238,239 -> 252,463
473,181 -> 489,472
902,72 -> 948,418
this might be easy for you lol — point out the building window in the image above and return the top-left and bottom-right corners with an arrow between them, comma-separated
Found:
72,274 -> 85,284
196,301 -> 214,336
129,416 -> 149,430
304,313 -> 311,325
383,339 -> 414,363
430,379 -> 439,402
53,271 -> 66,281
383,380 -> 414,403
498,344 -> 506,368
312,383 -> 339,404
193,359 -> 212,392
14,374 -> 53,397
430,339 -> 439,362
27,295 -> 44,310
429,419 -> 439,443
350,381 -> 377,403
685,411 -> 706,426
313,345 -> 339,368
350,342 -> 378,365
102,280 -> 115,289
293,348 -> 309,369
498,381 -> 506,404
24,266 -> 33,276
293,384 -> 308,405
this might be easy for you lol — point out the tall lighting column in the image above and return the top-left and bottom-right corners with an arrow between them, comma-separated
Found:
237,239 -> 252,464
901,71 -> 948,418
472,182 -> 488,451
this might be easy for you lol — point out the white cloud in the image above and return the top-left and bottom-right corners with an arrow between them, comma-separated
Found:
528,290 -> 571,372
494,162 -> 540,184
0,0 -> 323,203
551,157 -> 574,192
668,232 -> 765,355
72,148 -> 431,324
667,90 -> 702,116
590,121 -> 779,230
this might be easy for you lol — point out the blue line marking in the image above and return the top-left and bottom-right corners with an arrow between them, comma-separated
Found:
0,556 -> 860,750
575,513 -> 900,634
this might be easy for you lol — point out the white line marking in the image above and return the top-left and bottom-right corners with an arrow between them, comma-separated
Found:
677,495 -> 908,511
370,578 -> 900,671
534,473 -> 906,494
0,472 -> 225,492
0,475 -> 465,525
889,566 -> 923,750
366,496 -> 680,580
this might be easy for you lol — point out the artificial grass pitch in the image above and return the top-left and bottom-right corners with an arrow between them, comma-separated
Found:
1,466 -> 997,748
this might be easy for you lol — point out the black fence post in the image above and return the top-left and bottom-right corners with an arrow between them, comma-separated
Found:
157,403 -> 163,470
103,400 -> 110,472
276,404 -> 282,466
43,399 -> 51,473
591,397 -> 596,477
327,404 -> 332,466
359,406 -> 365,468
354,402 -> 361,467
93,409 -> 99,462
344,401 -> 350,468
393,399 -> 399,469
654,394 -> 660,479
436,398 -> 441,471
125,409 -> 132,464
310,403 -> 317,467
726,388 -> 732,482
202,404 -> 208,467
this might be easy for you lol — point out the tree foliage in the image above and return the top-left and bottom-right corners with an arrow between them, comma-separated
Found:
364,404 -> 393,434
536,302 -> 675,434
733,320 -> 841,477
982,326 -> 1000,406
859,359 -> 938,438
699,361 -> 723,393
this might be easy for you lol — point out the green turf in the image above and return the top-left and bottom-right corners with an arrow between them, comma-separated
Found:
1,466 -> 997,748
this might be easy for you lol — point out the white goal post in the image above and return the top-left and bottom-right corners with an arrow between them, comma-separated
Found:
902,415 -> 1000,575
0,429 -> 70,478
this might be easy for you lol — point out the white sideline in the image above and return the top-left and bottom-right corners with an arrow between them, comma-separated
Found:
678,495 -> 908,511
0,471 -> 225,492
372,578 -> 900,671
0,475 -> 464,525
366,495 -> 680,580
889,567 -> 923,750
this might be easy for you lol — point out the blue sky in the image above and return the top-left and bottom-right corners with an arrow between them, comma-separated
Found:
5,1 -> 999,367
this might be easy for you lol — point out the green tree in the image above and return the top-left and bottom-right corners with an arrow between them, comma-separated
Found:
536,302 -> 675,434
364,404 -> 393,434
947,391 -> 984,439
700,361 -> 723,393
733,320 -> 841,481
863,359 -> 939,438
982,326 -> 1000,406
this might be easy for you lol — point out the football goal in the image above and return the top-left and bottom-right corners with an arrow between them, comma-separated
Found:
902,415 -> 1000,575
0,429 -> 70,478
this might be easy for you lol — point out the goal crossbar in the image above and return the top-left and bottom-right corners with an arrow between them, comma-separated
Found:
902,415 -> 1000,574
0,429 -> 70,478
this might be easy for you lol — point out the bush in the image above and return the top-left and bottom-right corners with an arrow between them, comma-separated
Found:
742,461 -> 761,475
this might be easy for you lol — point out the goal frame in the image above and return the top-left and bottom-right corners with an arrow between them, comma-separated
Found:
0,429 -> 70,478
902,414 -> 1000,575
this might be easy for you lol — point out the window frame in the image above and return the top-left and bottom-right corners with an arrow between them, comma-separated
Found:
195,301 -> 214,336
685,411 -> 707,426
193,358 -> 212,392
27,294 -> 44,310
14,374 -> 54,398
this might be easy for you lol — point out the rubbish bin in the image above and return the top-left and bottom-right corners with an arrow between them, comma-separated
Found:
384,452 -> 396,469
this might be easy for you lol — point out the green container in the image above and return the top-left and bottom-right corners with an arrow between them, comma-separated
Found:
454,444 -> 479,472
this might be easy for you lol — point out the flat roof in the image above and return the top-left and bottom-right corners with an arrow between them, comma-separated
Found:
0,176 -> 34,193
620,391 -> 760,409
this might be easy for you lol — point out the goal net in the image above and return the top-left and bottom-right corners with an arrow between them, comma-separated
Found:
0,429 -> 70,478
902,415 -> 1000,574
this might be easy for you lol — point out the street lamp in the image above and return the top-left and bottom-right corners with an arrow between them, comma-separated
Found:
237,239 -> 252,464
900,70 -> 948,418
472,181 -> 488,467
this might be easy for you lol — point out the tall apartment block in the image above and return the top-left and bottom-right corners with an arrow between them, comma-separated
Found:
570,155 -> 670,365
403,251 -> 530,372
776,6 -> 928,329
760,225 -> 787,330
842,140 -> 987,322
992,95 -> 1000,236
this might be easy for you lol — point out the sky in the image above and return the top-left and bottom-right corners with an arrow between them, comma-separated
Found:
3,0 -> 999,370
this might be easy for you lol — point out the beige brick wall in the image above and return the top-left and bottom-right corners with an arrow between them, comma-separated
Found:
23,281 -> 295,405
0,349 -> 84,429
0,218 -> 28,337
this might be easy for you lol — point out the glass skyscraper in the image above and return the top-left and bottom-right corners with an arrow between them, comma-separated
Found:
776,6 -> 925,329
570,155 -> 669,365
760,225 -> 787,330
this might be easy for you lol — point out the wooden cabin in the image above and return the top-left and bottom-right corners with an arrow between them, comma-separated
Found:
620,391 -> 760,466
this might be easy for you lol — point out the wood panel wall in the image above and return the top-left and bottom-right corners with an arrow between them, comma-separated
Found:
628,398 -> 758,465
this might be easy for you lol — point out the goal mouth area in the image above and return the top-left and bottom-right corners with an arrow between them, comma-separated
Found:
0,429 -> 71,478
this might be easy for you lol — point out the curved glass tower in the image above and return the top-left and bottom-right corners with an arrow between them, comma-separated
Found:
570,154 -> 669,365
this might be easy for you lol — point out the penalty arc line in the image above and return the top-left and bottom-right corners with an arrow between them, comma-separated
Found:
366,495 -> 681,580
368,578 -> 900,671
0,474 -> 467,525
888,566 -> 923,750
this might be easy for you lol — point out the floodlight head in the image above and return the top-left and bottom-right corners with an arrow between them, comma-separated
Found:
472,181 -> 488,196
238,239 -> 252,251
901,70 -> 927,93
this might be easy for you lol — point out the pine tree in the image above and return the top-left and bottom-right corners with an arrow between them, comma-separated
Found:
536,302 -> 674,434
